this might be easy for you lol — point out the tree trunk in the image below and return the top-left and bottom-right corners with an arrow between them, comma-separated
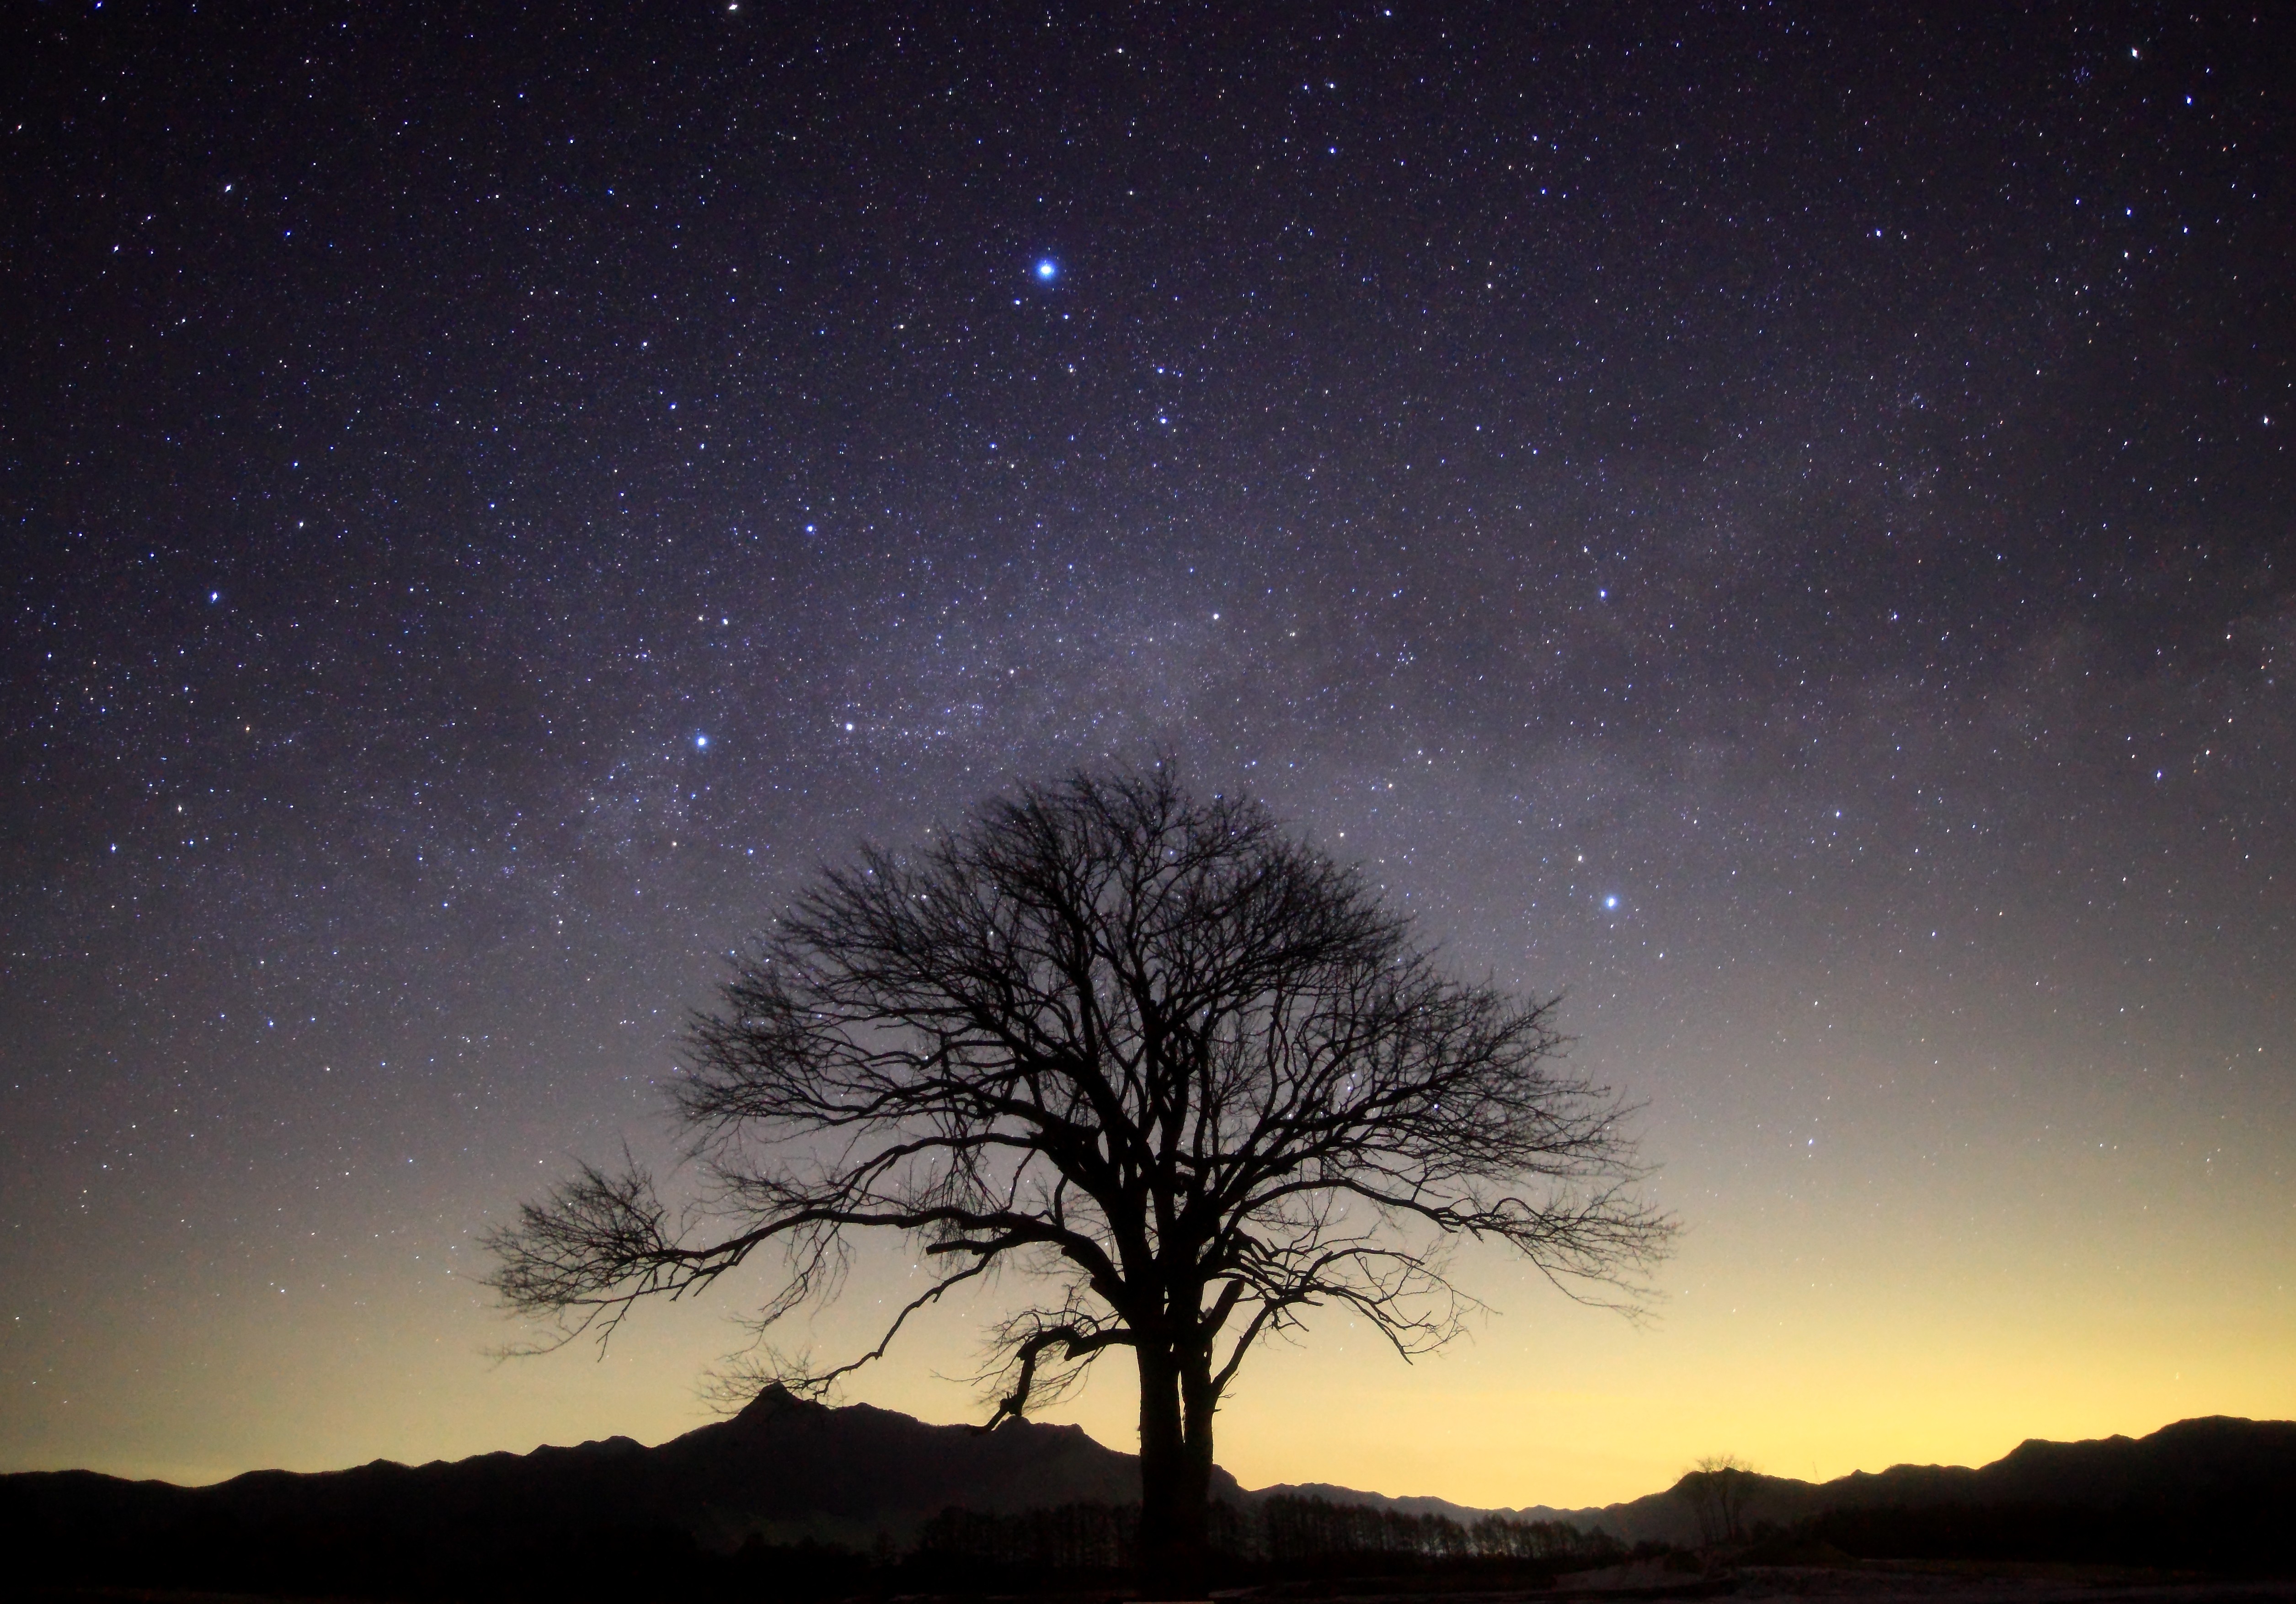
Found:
1135,1345 -> 1212,1597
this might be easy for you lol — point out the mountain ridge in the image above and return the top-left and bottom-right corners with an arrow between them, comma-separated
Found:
7,1400 -> 2291,1577
1282,1415 -> 2296,1547
43,1382 -> 1247,1548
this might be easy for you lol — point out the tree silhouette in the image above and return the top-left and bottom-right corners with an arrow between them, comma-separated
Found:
1680,1454 -> 1758,1546
487,766 -> 1673,1594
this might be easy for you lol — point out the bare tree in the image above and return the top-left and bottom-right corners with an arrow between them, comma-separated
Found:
1680,1453 -> 1759,1547
487,767 -> 1673,1594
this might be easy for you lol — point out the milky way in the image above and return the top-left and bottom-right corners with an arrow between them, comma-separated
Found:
5,5 -> 2291,1503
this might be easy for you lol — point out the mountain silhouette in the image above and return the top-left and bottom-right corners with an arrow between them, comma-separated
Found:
1252,1480 -> 1584,1528
6,1384 -> 1244,1555
2,1386 -> 1256,1596
5,1407 -> 2291,1593
1561,1414 -> 2296,1548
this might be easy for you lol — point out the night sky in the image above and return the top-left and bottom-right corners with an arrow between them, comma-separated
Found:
5,3 -> 2292,1508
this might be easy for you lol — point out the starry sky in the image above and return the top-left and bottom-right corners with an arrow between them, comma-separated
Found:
5,2 -> 2292,1508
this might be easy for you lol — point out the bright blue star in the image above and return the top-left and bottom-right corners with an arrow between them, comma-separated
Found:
1603,895 -> 1619,910
1035,259 -> 1058,281
694,733 -> 710,750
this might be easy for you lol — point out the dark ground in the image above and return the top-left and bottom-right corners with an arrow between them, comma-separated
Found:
24,1562 -> 2296,1604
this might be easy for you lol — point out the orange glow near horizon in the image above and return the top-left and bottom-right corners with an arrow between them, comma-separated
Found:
17,987 -> 2291,1510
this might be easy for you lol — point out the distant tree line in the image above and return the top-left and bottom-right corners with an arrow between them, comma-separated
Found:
1255,1493 -> 1625,1570
913,1493 -> 1625,1581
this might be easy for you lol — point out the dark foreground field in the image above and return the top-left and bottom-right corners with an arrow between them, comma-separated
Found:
19,1561 -> 2296,1604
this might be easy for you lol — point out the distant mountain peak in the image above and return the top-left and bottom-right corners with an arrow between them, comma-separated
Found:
729,1380 -> 816,1423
